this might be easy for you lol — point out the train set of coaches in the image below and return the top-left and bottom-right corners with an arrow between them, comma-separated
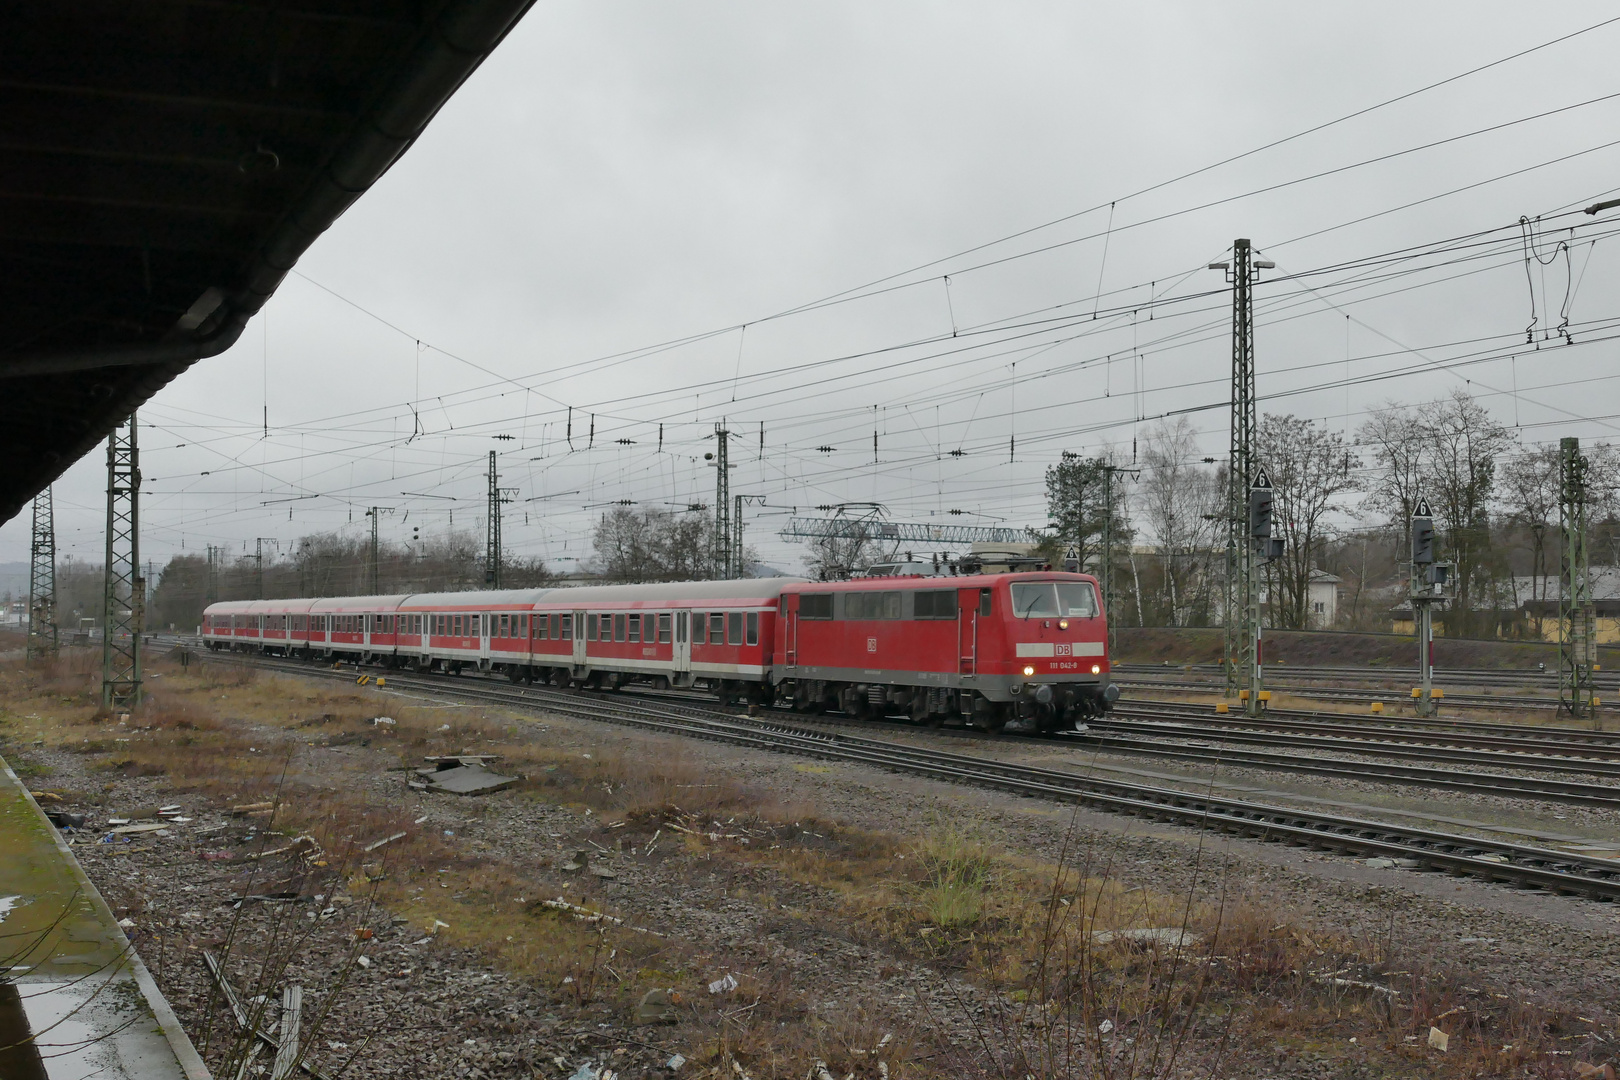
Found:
202,572 -> 1117,732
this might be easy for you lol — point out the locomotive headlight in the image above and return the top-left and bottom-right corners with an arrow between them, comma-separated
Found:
1091,664 -> 1101,675
1022,665 -> 1035,677
1059,619 -> 1069,630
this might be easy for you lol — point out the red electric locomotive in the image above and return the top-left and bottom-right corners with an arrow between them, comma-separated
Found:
201,569 -> 1115,733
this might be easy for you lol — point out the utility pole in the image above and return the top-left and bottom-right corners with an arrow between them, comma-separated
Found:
205,545 -> 219,605
1100,463 -> 1130,658
1558,437 -> 1597,723
1210,240 -> 1275,712
734,494 -> 766,579
101,413 -> 142,710
706,425 -> 736,579
254,538 -> 277,600
367,507 -> 381,594
26,486 -> 56,661
1409,498 -> 1449,717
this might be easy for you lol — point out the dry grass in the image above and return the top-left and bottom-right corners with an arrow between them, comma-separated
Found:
3,649 -> 1614,1076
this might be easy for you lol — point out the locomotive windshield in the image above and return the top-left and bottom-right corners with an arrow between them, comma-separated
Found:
1012,582 -> 1099,618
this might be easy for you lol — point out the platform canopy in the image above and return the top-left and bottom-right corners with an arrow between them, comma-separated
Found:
0,0 -> 536,523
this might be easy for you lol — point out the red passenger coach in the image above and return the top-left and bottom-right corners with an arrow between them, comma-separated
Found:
201,569 -> 1115,735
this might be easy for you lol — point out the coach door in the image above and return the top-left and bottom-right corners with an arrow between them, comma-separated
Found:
783,599 -> 797,667
672,611 -> 691,677
571,611 -> 587,668
957,588 -> 978,675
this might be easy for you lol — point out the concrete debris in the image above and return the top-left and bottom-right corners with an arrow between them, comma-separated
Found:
1092,928 -> 1202,950
635,988 -> 681,1025
117,917 -> 136,929
416,762 -> 518,796
561,850 -> 590,872
1428,1026 -> 1450,1052
1363,857 -> 1396,869
356,956 -> 371,969
370,716 -> 396,726
362,831 -> 408,853
1573,1063 -> 1618,1080
1473,853 -> 1510,864
1098,1019 -> 1114,1035
708,973 -> 739,995
589,864 -> 618,880
1394,858 -> 1424,869
666,1054 -> 686,1071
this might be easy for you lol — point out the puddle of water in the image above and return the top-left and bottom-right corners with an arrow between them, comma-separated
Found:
0,894 -> 22,923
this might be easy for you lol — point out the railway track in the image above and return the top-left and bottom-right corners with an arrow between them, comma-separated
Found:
1112,700 -> 1620,752
1117,677 -> 1590,712
202,650 -> 1620,901
1116,662 -> 1620,692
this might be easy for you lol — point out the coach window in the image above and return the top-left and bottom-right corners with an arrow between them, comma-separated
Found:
587,613 -> 599,640
658,613 -> 672,643
613,613 -> 626,642
690,614 -> 704,645
798,593 -> 833,620
536,615 -> 548,640
979,589 -> 993,617
710,613 -> 726,645
561,614 -> 573,640
728,612 -> 743,645
499,614 -> 509,638
627,613 -> 641,643
746,612 -> 759,646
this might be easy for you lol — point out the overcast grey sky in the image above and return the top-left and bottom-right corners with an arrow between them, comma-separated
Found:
10,1 -> 1620,576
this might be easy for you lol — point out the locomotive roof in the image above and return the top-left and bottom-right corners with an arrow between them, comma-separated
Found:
787,571 -> 1098,590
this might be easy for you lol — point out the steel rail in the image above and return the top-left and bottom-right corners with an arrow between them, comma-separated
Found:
1108,705 -> 1620,759
202,650 -> 1620,901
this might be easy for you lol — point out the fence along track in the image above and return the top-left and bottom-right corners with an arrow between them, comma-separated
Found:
203,650 -> 1620,901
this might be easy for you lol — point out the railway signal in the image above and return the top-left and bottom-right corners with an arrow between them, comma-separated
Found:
1409,497 -> 1449,718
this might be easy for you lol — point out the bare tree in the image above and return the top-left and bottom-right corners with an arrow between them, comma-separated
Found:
1358,402 -> 1426,564
1257,413 -> 1358,629
1418,390 -> 1516,634
1500,444 -> 1560,625
592,507 -> 717,582
1137,417 -> 1223,625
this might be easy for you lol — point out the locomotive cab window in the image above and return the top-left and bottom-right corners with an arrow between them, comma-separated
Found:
1012,582 -> 1099,618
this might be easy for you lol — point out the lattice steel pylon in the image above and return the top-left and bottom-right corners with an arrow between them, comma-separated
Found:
101,414 -> 142,710
485,452 -> 501,588
1216,239 -> 1269,712
709,424 -> 734,579
1558,436 -> 1597,722
26,486 -> 57,661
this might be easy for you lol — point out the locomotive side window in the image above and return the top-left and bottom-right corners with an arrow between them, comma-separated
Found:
913,590 -> 957,619
746,612 -> 759,646
658,613 -> 672,643
979,589 -> 992,616
843,592 -> 900,620
728,612 -> 743,645
1055,583 -> 1099,616
798,594 -> 833,620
